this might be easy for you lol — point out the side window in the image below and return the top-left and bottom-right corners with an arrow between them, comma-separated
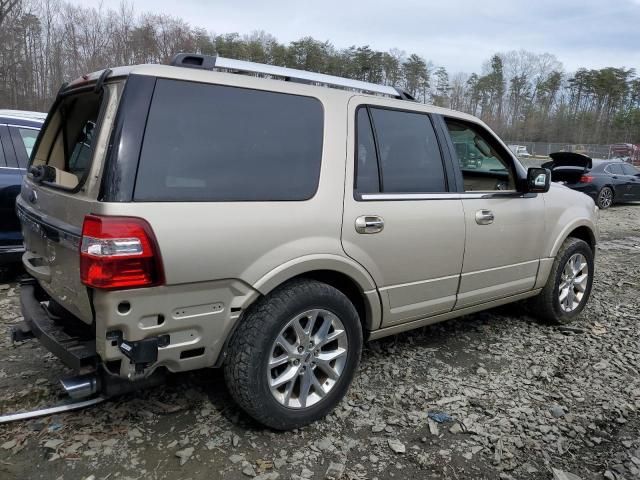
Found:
622,163 -> 639,176
607,164 -> 624,175
30,89 -> 104,190
355,108 -> 380,193
10,127 -> 39,168
444,119 -> 515,192
135,79 -> 324,202
355,106 -> 447,194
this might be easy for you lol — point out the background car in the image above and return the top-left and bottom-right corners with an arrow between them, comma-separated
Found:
543,152 -> 640,209
0,110 -> 46,266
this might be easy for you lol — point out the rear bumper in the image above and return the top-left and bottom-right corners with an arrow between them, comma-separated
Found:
18,279 -> 97,370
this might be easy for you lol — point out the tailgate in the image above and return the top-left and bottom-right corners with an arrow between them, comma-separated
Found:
17,78 -> 121,324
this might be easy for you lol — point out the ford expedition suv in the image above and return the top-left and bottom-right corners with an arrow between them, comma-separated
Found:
15,54 -> 598,430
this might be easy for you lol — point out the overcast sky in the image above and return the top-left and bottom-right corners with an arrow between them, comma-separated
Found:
72,0 -> 640,74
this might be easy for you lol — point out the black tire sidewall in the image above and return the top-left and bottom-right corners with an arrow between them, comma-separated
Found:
549,240 -> 594,322
247,283 -> 362,429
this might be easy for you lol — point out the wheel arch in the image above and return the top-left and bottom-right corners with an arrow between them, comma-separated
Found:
252,254 -> 383,336
549,220 -> 597,258
214,256 -> 382,367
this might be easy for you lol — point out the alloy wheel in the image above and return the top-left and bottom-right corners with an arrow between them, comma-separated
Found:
558,253 -> 589,312
267,309 -> 348,409
598,188 -> 613,208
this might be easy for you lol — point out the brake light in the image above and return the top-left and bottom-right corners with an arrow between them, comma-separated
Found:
579,175 -> 594,183
80,215 -> 164,289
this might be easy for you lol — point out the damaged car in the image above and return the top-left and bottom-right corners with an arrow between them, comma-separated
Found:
13,55 -> 599,430
543,152 -> 640,209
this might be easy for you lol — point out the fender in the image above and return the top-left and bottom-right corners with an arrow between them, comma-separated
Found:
547,217 -> 598,258
252,253 -> 383,331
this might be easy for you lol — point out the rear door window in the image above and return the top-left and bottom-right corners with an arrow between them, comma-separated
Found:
354,106 -> 447,194
606,164 -> 624,175
30,90 -> 103,190
622,163 -> 639,176
134,79 -> 324,202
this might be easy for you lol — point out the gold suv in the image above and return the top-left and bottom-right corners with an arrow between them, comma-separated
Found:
15,54 -> 598,429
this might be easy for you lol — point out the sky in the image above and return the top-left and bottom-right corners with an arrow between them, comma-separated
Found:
69,0 -> 640,74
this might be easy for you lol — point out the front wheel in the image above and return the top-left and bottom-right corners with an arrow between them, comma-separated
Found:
530,237 -> 594,324
596,186 -> 613,209
224,279 -> 362,430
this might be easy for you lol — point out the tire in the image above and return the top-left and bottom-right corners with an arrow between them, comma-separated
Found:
224,279 -> 363,430
530,237 -> 594,324
596,186 -> 613,209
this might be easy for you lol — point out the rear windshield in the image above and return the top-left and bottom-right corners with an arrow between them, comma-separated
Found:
30,90 -> 103,190
134,79 -> 324,202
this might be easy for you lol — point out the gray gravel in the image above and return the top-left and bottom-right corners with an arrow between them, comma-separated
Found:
1,203 -> 639,480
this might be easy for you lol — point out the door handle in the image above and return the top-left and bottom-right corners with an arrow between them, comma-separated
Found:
475,209 -> 495,225
355,215 -> 384,234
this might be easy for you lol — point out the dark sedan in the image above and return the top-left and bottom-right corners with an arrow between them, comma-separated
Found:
543,152 -> 640,209
0,110 -> 46,265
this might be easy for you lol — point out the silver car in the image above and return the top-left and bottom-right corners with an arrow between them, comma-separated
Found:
15,54 -> 598,430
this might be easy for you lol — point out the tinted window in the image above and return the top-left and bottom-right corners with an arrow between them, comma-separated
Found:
135,79 -> 324,202
607,163 -> 624,175
355,108 -> 380,193
368,108 -> 446,193
622,163 -> 639,176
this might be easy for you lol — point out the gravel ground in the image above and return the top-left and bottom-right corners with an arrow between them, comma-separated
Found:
1,204 -> 639,480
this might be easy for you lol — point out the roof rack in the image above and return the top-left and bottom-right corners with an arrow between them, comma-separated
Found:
170,53 -> 414,101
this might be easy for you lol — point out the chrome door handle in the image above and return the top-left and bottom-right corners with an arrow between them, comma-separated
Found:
475,209 -> 494,225
355,215 -> 384,234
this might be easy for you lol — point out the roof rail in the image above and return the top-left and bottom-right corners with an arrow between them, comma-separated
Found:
170,53 -> 411,100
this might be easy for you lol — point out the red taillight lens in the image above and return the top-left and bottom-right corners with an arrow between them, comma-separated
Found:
579,175 -> 594,183
80,215 -> 164,289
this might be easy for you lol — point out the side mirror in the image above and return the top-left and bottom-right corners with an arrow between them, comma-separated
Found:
526,167 -> 551,193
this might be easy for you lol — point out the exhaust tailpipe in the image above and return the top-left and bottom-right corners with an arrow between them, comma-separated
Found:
60,374 -> 100,399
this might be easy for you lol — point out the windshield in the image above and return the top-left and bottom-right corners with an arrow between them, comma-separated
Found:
30,90 -> 103,190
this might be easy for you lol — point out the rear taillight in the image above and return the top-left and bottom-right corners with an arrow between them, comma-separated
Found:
80,215 -> 164,290
579,175 -> 594,183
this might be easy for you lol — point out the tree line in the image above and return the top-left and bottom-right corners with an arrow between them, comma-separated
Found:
1,0 -> 639,145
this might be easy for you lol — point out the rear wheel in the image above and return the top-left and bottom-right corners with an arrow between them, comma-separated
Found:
530,237 -> 594,324
596,186 -> 613,209
224,279 -> 362,430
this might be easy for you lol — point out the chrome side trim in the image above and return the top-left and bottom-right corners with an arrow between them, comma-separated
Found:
360,193 -> 484,200
6,124 -> 40,130
0,166 -> 26,171
359,191 -> 530,201
379,273 -> 460,292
